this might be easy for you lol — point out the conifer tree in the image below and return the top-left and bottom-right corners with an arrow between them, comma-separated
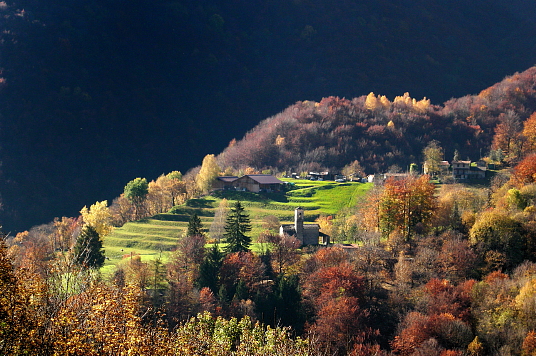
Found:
73,225 -> 106,269
223,201 -> 252,253
198,243 -> 224,293
187,213 -> 204,237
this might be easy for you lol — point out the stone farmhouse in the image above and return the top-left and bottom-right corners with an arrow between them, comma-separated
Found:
451,160 -> 486,180
213,174 -> 283,192
280,207 -> 329,246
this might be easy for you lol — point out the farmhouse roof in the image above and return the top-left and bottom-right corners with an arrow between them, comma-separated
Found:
217,176 -> 239,182
244,174 -> 283,184
471,166 -> 486,172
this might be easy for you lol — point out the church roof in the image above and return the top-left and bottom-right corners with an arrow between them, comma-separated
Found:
281,223 -> 320,229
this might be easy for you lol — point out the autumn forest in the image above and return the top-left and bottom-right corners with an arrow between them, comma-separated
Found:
2,65 -> 536,355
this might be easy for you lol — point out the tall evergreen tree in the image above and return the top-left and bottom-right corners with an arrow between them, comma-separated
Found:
73,225 -> 106,269
223,201 -> 252,253
187,213 -> 204,237
198,243 -> 224,293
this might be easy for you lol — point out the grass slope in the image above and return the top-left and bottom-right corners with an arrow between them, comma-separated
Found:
102,180 -> 372,270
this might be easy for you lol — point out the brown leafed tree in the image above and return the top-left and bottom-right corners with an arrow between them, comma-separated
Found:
0,236 -> 49,354
358,186 -> 383,234
260,232 -> 300,275
302,261 -> 371,355
436,232 -> 478,283
342,160 -> 366,180
261,215 -> 281,232
109,194 -> 134,226
522,330 -> 536,356
379,175 -> 436,240
492,110 -> 523,162
53,216 -> 79,252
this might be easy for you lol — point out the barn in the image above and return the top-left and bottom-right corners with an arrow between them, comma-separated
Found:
232,174 -> 283,193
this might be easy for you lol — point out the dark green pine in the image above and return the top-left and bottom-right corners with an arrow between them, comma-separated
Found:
223,201 -> 252,253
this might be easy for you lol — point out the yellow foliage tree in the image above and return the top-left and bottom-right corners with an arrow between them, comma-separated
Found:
365,92 -> 379,110
380,95 -> 391,109
80,200 -> 113,237
196,154 -> 221,193
366,92 -> 392,110
423,140 -> 443,177
51,283 -> 174,355
316,215 -> 335,242
275,134 -> 285,146
394,92 -> 413,107
413,97 -> 430,112
515,279 -> 536,329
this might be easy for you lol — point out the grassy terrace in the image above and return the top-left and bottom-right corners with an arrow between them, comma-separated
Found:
102,179 -> 372,272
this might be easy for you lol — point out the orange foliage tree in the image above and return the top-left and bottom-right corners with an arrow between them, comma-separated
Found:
391,279 -> 474,355
511,153 -> 536,187
491,110 -> 523,162
379,175 -> 436,240
302,260 -> 371,355
522,112 -> 536,154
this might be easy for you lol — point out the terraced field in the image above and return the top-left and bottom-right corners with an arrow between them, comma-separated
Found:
102,179 -> 372,271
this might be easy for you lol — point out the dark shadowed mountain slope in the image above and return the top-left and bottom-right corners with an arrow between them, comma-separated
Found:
1,0 -> 536,232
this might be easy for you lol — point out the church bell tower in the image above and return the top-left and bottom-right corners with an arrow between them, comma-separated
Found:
295,207 -> 304,244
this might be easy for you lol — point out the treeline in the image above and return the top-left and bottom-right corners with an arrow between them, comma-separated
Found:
217,67 -> 536,175
5,146 -> 536,354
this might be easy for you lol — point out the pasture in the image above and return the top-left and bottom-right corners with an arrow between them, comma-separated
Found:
102,179 -> 372,270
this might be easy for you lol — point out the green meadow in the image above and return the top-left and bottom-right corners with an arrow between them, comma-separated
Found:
102,179 -> 372,271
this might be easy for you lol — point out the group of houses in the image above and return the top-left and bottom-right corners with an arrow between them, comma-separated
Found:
368,160 -> 487,185
425,160 -> 487,180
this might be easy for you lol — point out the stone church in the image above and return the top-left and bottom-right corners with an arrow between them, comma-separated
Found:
279,207 -> 328,246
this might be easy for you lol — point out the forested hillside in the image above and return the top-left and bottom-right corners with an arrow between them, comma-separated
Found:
5,1 -> 536,353
218,67 -> 536,174
3,65 -> 536,354
5,146 -> 536,355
